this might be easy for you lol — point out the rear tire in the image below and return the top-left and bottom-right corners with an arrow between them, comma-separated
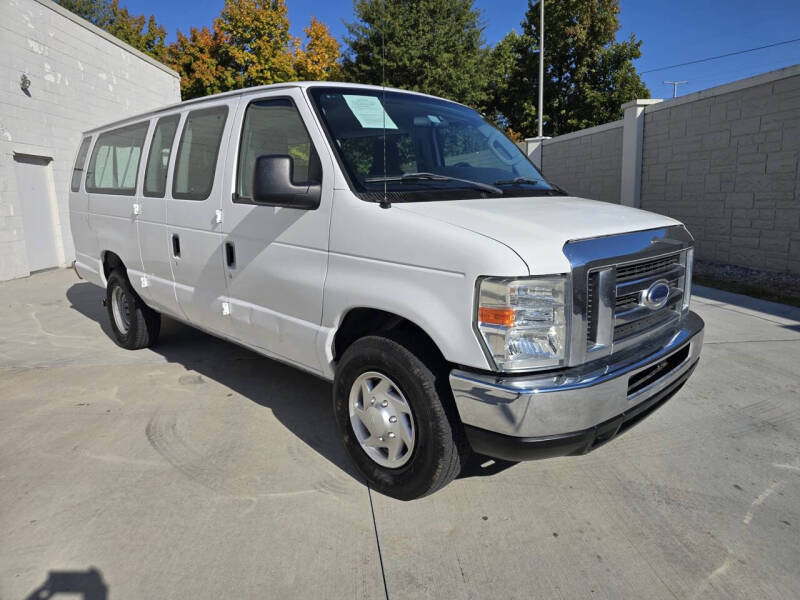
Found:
106,270 -> 160,350
333,335 -> 467,500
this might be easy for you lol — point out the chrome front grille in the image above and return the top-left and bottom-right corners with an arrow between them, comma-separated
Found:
614,311 -> 673,340
614,256 -> 680,311
611,254 -> 684,342
585,251 -> 686,348
615,291 -> 640,311
563,225 -> 694,367
616,254 -> 679,282
586,271 -> 597,343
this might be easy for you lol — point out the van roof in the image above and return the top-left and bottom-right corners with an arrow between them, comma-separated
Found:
82,81 -> 467,135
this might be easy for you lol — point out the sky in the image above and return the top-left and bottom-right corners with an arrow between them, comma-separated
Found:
123,0 -> 800,98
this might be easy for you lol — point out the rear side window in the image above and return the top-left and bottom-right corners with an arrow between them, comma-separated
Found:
86,123 -> 149,195
143,115 -> 180,198
172,106 -> 228,200
71,137 -> 92,192
235,98 -> 320,203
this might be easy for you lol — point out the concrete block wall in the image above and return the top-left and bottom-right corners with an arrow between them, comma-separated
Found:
528,64 -> 800,275
0,0 -> 181,281
640,67 -> 800,274
539,121 -> 624,204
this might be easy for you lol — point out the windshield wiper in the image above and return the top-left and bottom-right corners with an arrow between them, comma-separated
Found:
366,172 -> 502,195
493,177 -> 540,186
494,177 -> 570,196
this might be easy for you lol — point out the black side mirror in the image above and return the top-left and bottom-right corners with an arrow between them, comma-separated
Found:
252,155 -> 321,209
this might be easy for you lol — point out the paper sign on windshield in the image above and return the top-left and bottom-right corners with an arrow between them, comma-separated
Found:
343,95 -> 398,129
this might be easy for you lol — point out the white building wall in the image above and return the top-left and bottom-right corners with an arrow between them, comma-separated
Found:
0,0 -> 181,281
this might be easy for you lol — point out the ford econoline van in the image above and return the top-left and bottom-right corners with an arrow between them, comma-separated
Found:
69,82 -> 704,499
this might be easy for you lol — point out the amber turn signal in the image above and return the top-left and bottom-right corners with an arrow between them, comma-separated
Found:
478,307 -> 515,327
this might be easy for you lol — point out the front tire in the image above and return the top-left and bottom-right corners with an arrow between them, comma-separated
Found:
106,270 -> 160,350
333,335 -> 466,500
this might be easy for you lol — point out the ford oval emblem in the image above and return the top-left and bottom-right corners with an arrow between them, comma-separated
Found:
642,279 -> 671,310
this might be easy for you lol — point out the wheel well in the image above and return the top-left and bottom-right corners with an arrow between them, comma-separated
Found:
333,309 -> 467,456
333,308 -> 447,369
101,251 -> 124,281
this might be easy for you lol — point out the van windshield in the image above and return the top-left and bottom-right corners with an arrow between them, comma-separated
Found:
308,87 -> 558,201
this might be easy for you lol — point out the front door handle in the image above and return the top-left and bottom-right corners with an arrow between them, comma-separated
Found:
172,234 -> 181,258
225,241 -> 236,268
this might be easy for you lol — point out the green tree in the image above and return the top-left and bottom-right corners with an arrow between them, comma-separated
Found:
489,0 -> 649,137
55,0 -> 110,24
55,0 -> 168,61
486,30 -> 537,135
343,0 -> 490,109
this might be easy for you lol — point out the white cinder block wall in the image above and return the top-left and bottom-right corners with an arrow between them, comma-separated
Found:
539,121 -> 624,205
0,0 -> 180,281
640,67 -> 800,274
528,64 -> 800,275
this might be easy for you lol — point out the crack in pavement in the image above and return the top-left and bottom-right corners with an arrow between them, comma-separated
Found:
367,485 -> 390,600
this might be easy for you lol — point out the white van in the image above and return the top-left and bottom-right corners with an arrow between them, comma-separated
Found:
69,82 -> 704,499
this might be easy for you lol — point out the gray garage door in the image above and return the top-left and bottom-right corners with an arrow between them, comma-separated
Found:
13,154 -> 60,272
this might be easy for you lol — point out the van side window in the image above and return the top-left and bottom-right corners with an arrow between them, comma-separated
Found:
85,123 -> 149,195
143,115 -> 180,198
235,98 -> 321,203
71,137 -> 92,192
172,106 -> 228,200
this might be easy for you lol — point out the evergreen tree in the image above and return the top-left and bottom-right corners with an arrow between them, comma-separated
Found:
343,0 -> 489,109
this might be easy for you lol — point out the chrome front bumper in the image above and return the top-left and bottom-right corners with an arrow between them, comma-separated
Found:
450,312 -> 704,460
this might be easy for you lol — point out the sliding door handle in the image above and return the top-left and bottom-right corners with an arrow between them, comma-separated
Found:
172,234 -> 181,258
225,241 -> 236,268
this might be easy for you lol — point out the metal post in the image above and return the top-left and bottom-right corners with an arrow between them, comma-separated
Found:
663,80 -> 687,98
538,0 -> 544,138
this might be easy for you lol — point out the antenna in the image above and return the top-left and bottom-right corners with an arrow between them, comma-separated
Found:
379,0 -> 390,209
664,80 -> 688,98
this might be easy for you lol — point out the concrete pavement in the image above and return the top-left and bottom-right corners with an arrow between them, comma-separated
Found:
1,269 -> 799,599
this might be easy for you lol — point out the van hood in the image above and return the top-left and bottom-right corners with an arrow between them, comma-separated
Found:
394,196 -> 681,274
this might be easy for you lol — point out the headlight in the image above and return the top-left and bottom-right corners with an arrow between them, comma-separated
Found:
475,275 -> 570,372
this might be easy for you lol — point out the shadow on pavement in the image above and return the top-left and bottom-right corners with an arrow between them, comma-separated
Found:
66,281 -> 362,483
65,281 -> 521,487
694,284 -> 800,327
25,567 -> 107,599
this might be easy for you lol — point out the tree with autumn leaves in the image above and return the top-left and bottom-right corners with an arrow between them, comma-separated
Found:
57,0 -> 341,100
168,1 -> 341,99
57,0 -> 649,135
56,0 -> 170,61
